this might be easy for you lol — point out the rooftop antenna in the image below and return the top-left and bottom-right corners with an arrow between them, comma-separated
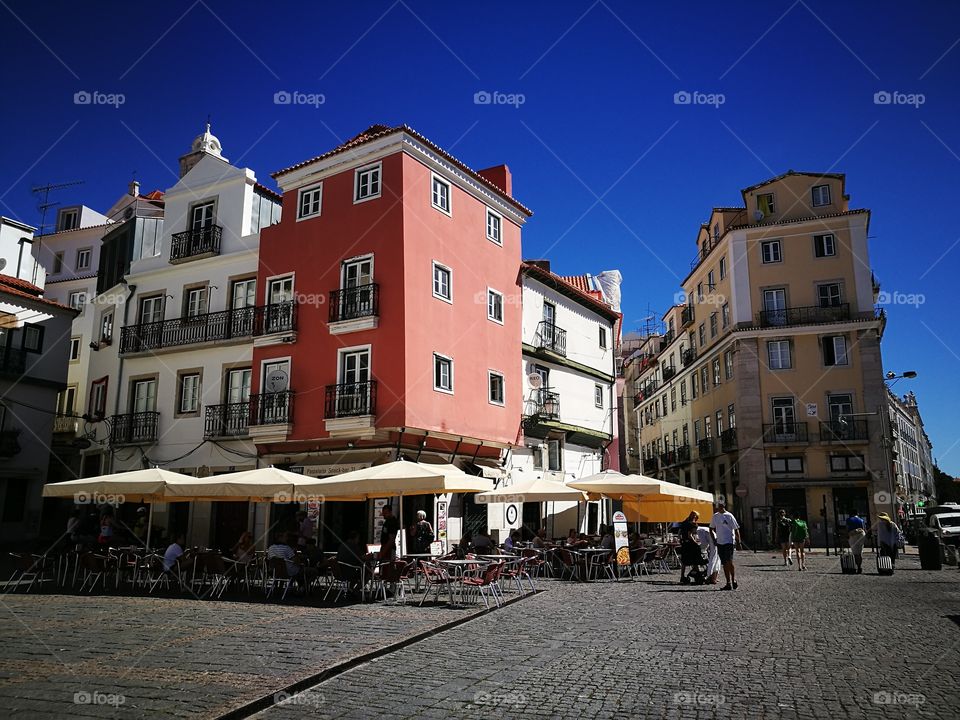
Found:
30,179 -> 84,285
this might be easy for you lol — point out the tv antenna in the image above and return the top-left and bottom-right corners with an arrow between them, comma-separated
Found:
32,180 -> 84,236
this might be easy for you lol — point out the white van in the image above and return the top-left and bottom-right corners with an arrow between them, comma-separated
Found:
928,512 -> 960,546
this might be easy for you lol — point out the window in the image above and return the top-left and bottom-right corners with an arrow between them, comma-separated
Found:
100,312 -> 114,343
68,291 -> 86,311
761,240 -> 782,263
131,378 -> 157,413
696,282 -> 703,301
53,251 -> 64,274
599,326 -> 607,349
707,270 -> 715,290
297,184 -> 322,219
830,455 -> 865,472
822,335 -> 848,366
662,393 -> 668,416
546,439 -> 562,471
719,256 -> 727,280
432,262 -> 452,303
433,353 -> 453,393
670,387 -> 677,411
713,358 -> 721,385
594,384 -> 604,408
698,323 -> 705,346
757,193 -> 775,216
817,283 -> 842,308
191,201 -> 215,230
690,372 -> 698,399
57,208 -> 79,231
76,248 -> 91,271
728,403 -> 736,429
185,287 -> 208,318
682,424 -> 689,446
431,175 -> 451,214
814,233 -> 836,257
721,303 -> 730,328
713,223 -> 720,242
811,184 -> 831,207
709,313 -> 718,338
680,379 -> 687,404
354,163 -> 381,202
89,377 -> 108,417
69,337 -> 80,361
178,373 -> 200,414
139,295 -> 164,324
486,209 -> 502,244
716,410 -> 724,435
231,278 -> 257,309
486,289 -> 503,323
770,456 -> 804,473
21,324 -> 43,353
694,419 -> 702,443
700,366 -> 709,392
767,340 -> 792,369
724,350 -> 734,379
488,371 -> 504,405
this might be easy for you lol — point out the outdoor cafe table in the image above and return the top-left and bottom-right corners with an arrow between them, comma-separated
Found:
401,553 -> 442,591
438,558 -> 492,607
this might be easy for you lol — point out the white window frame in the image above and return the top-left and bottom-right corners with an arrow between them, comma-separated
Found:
767,340 -> 792,370
431,174 -> 451,215
354,162 -> 382,203
824,335 -> 849,366
599,326 -> 608,349
68,291 -> 86,311
101,311 -> 114,343
432,261 -> 452,304
812,184 -> 832,207
69,337 -> 80,361
719,256 -> 727,280
76,248 -> 91,271
179,373 -> 201,414
485,208 -> 502,245
486,288 -> 503,324
758,192 -> 776,216
488,370 -> 505,406
58,207 -> 79,231
761,240 -> 782,264
594,384 -> 604,408
814,233 -> 836,258
433,352 -> 454,394
297,183 -> 323,221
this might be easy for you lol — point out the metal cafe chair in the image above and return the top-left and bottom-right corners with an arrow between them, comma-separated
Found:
264,557 -> 296,600
418,561 -> 454,606
461,561 -> 505,608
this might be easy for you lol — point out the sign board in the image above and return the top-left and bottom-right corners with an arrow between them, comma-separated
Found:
429,541 -> 443,555
735,485 -> 748,498
301,463 -> 371,477
307,499 -> 321,521
505,503 -> 519,527
805,403 -> 818,417
373,498 -> 388,545
436,500 -> 448,551
613,510 -> 630,566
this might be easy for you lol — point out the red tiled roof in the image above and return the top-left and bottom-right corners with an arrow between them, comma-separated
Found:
254,182 -> 282,202
272,123 -> 532,216
559,274 -> 591,293
521,262 -> 619,321
0,275 -> 76,313
140,190 -> 165,201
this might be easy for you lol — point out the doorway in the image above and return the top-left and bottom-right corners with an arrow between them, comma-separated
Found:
212,502 -> 249,552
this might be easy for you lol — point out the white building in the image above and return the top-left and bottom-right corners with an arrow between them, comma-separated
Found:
487,261 -> 620,540
887,389 -> 935,518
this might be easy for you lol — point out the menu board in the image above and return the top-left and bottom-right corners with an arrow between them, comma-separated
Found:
613,510 -> 630,566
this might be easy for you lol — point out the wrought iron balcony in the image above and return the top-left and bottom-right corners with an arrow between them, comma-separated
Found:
643,457 -> 659,474
662,365 -> 677,382
698,438 -> 716,459
756,303 -> 850,328
658,331 -> 675,352
820,418 -> 869,443
762,422 -> 810,444
0,346 -> 27,377
681,305 -> 695,327
203,402 -> 251,438
536,321 -> 567,357
681,347 -> 697,367
53,414 -> 79,434
324,380 -> 377,418
720,428 -> 738,453
170,224 -> 222,263
249,391 -> 294,426
119,302 -> 296,354
329,283 -> 379,323
529,387 -> 560,421
660,445 -> 691,467
110,411 -> 159,446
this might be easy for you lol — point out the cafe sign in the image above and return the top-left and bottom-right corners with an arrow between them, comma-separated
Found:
613,510 -> 630,566
301,462 -> 371,477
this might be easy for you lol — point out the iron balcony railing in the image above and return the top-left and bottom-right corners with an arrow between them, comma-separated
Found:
0,346 -> 27,376
250,391 -> 294,426
203,402 -> 251,438
536,321 -> 567,357
681,305 -> 695,326
662,365 -> 677,382
658,330 -> 675,352
660,445 -> 690,467
329,283 -> 379,323
119,302 -> 296,354
720,428 -> 738,453
170,224 -> 222,263
324,380 -> 377,418
762,422 -> 810,444
643,457 -> 659,474
531,387 -> 560,421
698,438 -> 716,459
681,347 -> 697,367
756,303 -> 850,328
820,418 -> 869,443
53,414 -> 79,434
110,411 -> 159,445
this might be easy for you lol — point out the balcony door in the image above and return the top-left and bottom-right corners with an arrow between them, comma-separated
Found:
763,289 -> 786,326
230,279 -> 256,336
221,368 -> 252,435
191,202 -> 214,231
260,360 -> 290,424
341,258 -> 373,320
132,379 -> 157,414
265,276 -> 294,333
337,349 -> 371,415
771,397 -> 796,440
828,393 -> 854,439
139,295 -> 164,325
227,368 -> 252,404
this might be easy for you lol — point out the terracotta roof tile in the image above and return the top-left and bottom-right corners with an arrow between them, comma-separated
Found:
0,275 -> 76,313
521,262 -> 619,321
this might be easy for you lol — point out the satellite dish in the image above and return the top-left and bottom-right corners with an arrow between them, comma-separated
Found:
753,210 -> 765,222
527,373 -> 543,389
265,369 -> 289,393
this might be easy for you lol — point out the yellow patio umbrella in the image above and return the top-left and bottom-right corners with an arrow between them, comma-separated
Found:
567,472 -> 714,524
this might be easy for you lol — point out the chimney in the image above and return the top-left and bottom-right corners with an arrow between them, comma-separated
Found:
526,259 -> 551,273
129,180 -> 140,197
477,164 -> 512,196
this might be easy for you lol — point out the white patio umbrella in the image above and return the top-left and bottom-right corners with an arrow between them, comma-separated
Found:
566,470 -> 661,500
477,472 -> 588,540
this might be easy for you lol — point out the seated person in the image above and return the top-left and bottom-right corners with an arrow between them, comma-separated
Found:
565,529 -> 578,546
600,527 -> 616,550
232,531 -> 255,564
472,529 -> 494,552
503,530 -> 522,552
302,538 -> 321,566
531,527 -> 548,549
267,532 -> 304,586
163,533 -> 186,572
336,530 -> 368,583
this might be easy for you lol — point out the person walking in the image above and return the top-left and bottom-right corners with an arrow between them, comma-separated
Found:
875,512 -> 901,568
696,523 -> 720,584
776,509 -> 794,566
709,499 -> 741,590
846,511 -> 866,574
678,511 -> 701,584
379,505 -> 400,561
791,516 -> 809,571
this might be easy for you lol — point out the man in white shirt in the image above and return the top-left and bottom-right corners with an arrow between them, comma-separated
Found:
709,499 -> 741,590
163,534 -> 185,572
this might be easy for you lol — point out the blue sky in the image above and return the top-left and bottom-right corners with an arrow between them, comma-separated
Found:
1,1 -> 958,473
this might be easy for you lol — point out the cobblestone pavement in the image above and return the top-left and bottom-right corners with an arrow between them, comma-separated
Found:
0,591 -> 479,718
258,551 -> 960,720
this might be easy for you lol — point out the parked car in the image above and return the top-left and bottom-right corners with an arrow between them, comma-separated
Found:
927,512 -> 960,546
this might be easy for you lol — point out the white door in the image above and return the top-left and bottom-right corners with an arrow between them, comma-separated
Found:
771,397 -> 796,440
763,289 -> 786,326
227,368 -> 252,404
341,259 -> 374,319
139,296 -> 164,324
260,360 -> 290,423
191,202 -> 214,230
133,379 -> 157,413
266,277 -> 294,333
337,350 -> 370,415
232,279 -> 256,309
230,279 -> 257,336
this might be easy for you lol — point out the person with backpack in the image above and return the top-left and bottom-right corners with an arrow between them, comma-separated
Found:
791,517 -> 809,571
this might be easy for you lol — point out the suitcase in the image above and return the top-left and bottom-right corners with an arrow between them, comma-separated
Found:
877,553 -> 894,576
840,551 -> 857,574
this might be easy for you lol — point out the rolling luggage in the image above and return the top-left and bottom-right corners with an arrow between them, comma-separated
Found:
840,550 -> 857,574
876,553 -> 894,576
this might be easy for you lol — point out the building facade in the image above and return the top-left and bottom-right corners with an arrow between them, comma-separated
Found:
887,389 -> 935,521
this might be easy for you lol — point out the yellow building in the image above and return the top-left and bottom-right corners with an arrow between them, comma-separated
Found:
625,172 -> 887,547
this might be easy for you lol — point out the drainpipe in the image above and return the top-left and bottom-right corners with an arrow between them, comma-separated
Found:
108,282 -> 136,473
